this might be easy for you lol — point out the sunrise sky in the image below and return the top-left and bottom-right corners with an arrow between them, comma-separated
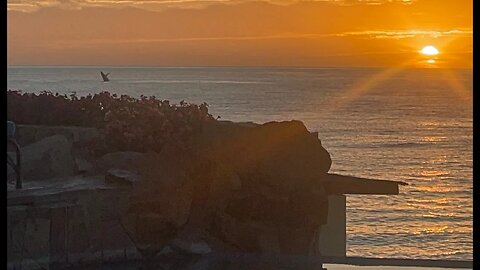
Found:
7,0 -> 472,67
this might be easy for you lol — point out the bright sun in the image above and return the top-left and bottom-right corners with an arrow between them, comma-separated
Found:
421,45 -> 439,56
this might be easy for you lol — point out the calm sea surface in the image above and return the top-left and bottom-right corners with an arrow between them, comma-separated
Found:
7,66 -> 473,260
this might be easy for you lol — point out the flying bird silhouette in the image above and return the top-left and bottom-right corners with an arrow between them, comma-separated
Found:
100,71 -> 110,82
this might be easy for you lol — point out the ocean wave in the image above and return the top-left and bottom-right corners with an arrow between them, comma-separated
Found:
375,142 -> 430,148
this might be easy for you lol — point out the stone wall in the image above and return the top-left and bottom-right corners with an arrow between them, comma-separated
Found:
7,185 -> 137,270
7,188 -> 346,270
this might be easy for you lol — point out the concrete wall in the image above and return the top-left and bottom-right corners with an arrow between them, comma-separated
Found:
7,188 -> 137,270
7,191 -> 347,270
319,195 -> 347,257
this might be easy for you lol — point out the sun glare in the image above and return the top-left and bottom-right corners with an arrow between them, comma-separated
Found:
421,45 -> 439,56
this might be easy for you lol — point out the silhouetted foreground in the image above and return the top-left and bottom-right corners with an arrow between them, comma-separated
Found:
7,91 -> 408,269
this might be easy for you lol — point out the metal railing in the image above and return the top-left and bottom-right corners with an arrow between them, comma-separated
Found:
7,121 -> 22,190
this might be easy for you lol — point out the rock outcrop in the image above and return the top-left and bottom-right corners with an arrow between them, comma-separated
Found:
10,134 -> 77,181
120,120 -> 333,256
11,120 -> 403,263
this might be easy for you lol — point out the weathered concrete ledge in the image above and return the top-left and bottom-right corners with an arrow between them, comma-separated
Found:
7,176 -> 347,269
7,176 -> 136,270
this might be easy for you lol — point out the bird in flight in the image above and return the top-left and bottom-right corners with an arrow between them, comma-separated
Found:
100,71 -> 110,82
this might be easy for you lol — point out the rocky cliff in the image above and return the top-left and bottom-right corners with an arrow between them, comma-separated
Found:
9,120 -> 402,261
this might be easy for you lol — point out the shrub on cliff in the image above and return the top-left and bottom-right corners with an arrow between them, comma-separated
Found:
7,90 -> 215,152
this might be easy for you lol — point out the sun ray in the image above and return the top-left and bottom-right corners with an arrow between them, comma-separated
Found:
438,68 -> 472,102
323,59 -> 415,113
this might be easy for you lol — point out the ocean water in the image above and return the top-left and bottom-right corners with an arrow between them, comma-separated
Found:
7,66 -> 473,261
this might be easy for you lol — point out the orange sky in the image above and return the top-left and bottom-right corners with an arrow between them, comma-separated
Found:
7,0 -> 472,67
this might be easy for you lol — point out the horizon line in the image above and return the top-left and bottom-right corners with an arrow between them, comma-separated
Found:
7,64 -> 472,70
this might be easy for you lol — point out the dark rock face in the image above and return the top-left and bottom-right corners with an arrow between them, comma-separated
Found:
13,120 -> 334,258
123,120 -> 332,256
192,120 -> 332,185
14,125 -> 104,179
11,134 -> 77,181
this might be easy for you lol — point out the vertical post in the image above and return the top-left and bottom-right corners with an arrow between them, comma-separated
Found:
15,140 -> 22,189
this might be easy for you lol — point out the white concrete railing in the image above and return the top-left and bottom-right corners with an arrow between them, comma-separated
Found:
319,195 -> 346,257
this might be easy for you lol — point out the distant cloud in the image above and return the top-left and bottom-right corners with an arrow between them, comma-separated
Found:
47,32 -> 338,48
8,0 -> 82,12
7,0 -> 417,12
45,29 -> 471,49
337,29 -> 473,39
